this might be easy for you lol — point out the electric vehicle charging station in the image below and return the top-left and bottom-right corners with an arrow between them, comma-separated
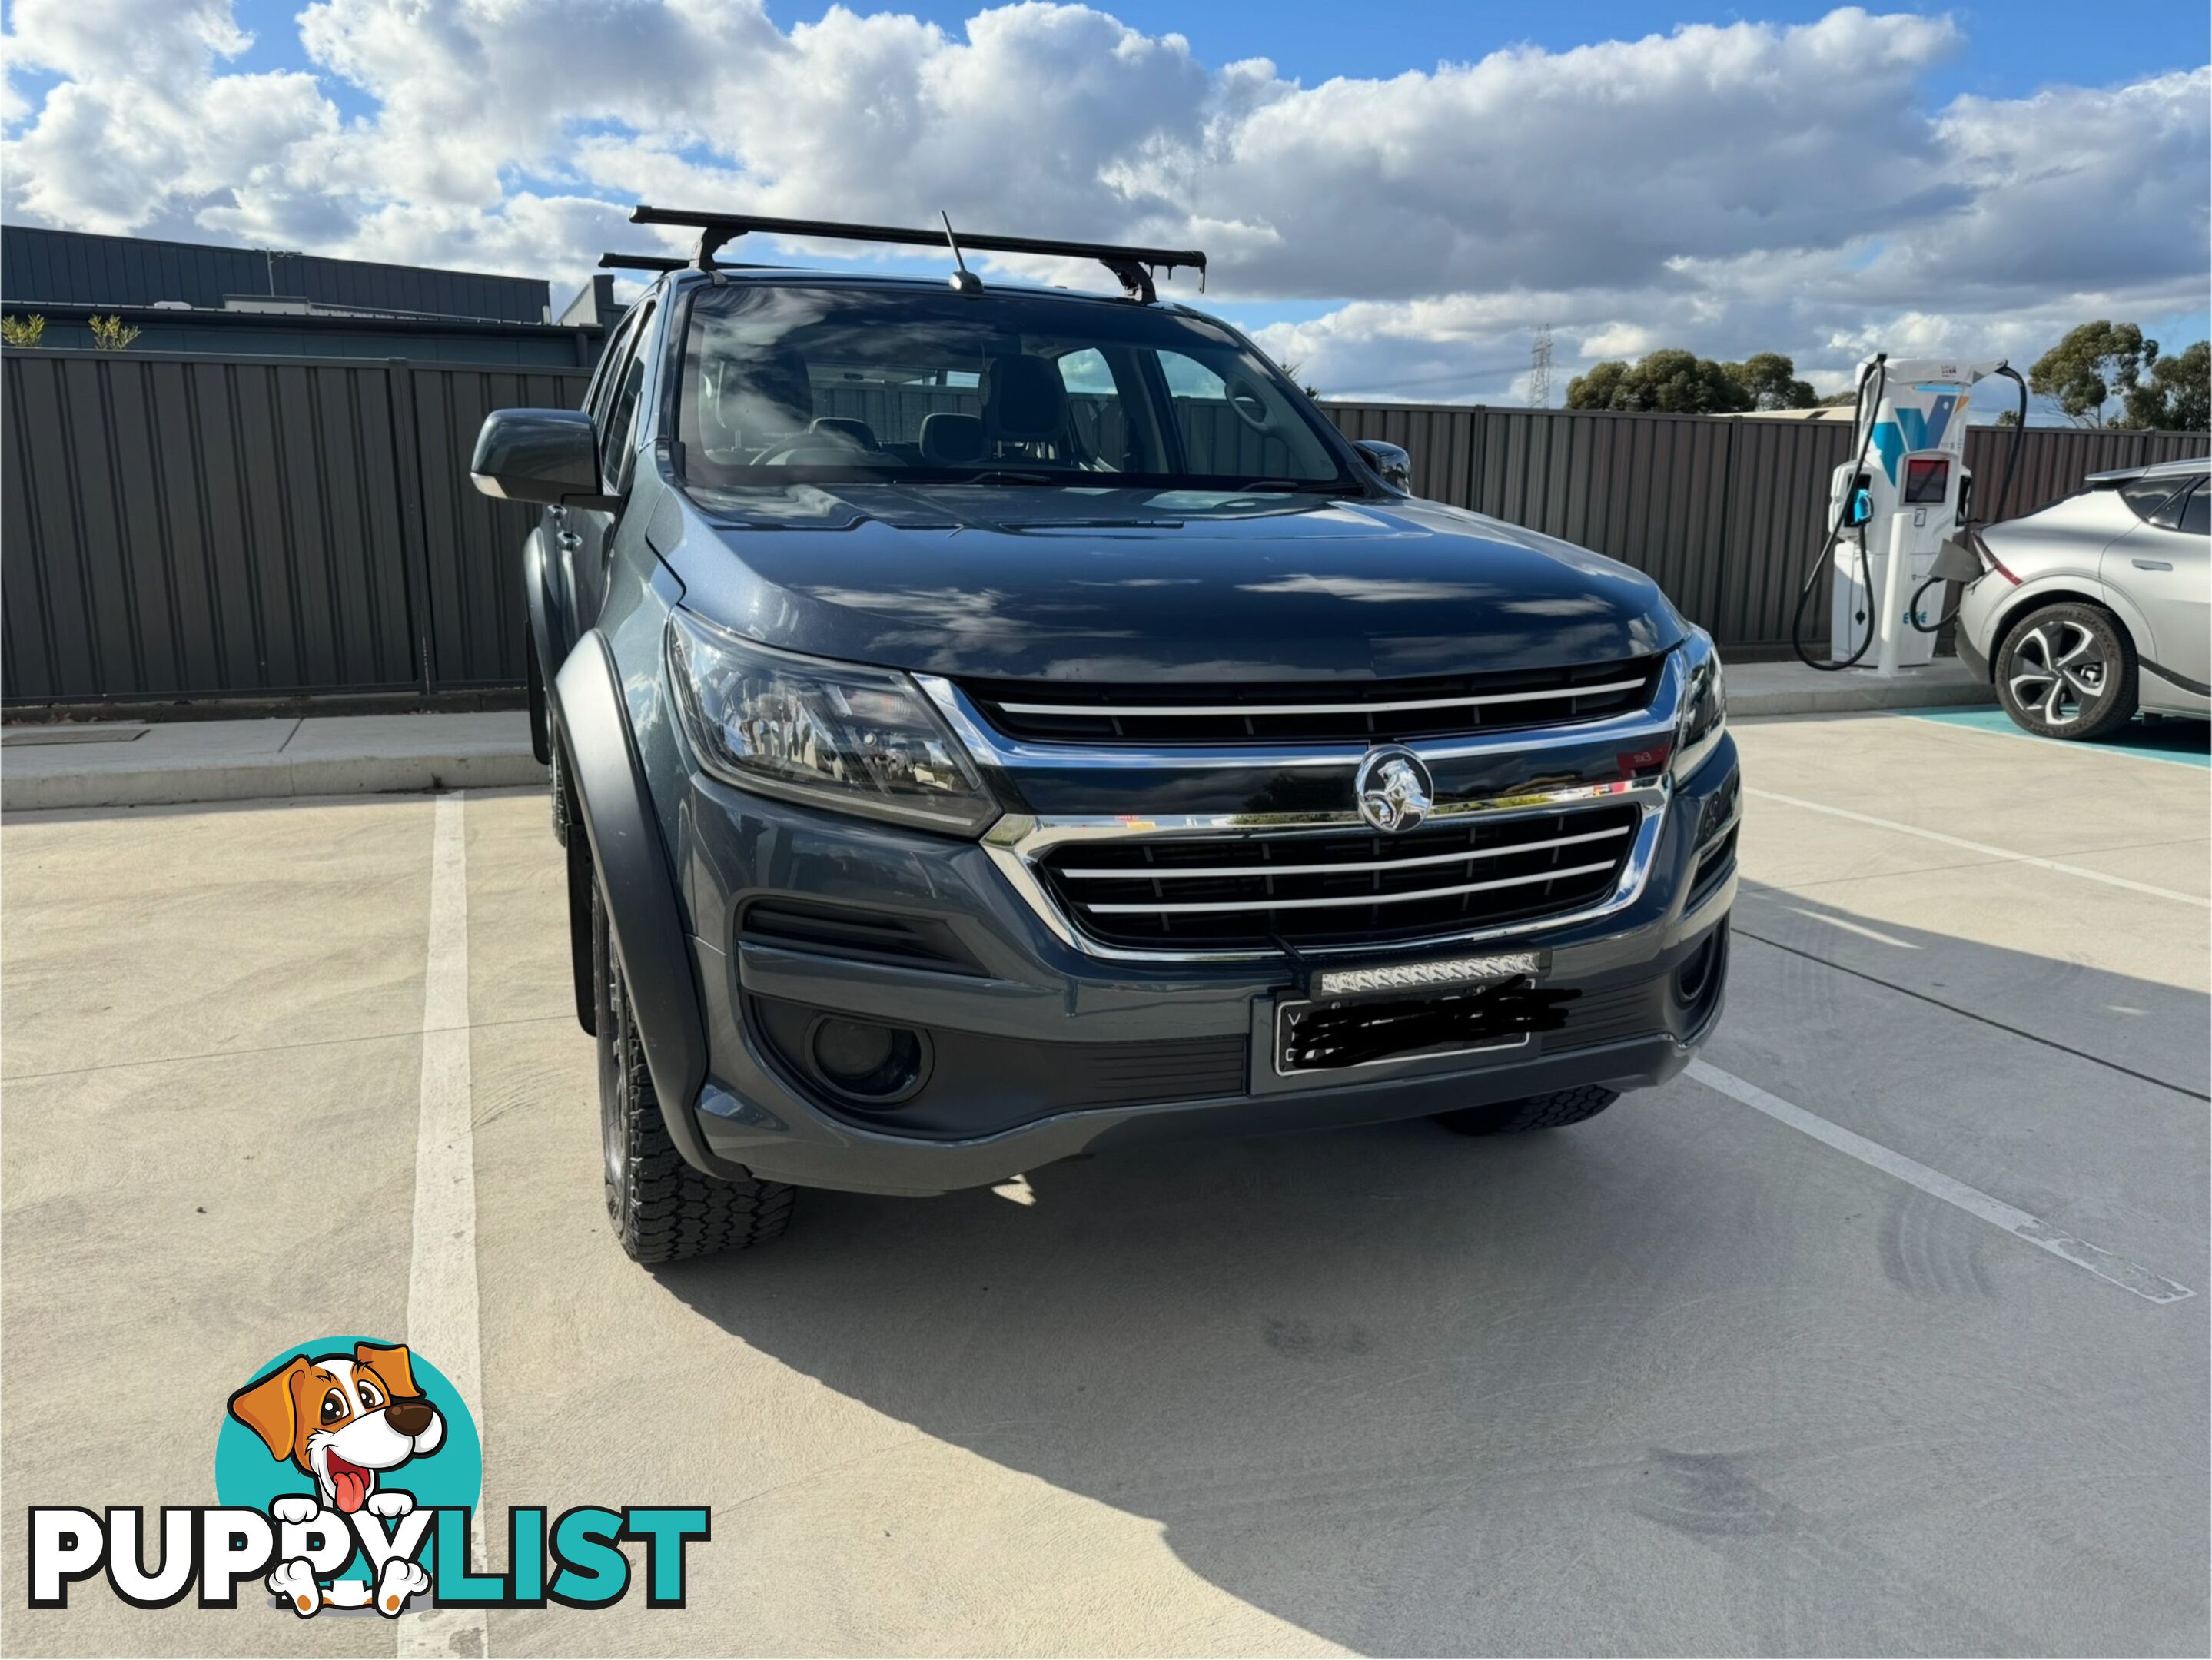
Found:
1824,357 -> 2002,673
1793,353 -> 2029,676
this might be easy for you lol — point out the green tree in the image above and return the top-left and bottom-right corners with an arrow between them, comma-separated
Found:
1566,349 -> 1751,413
1564,347 -> 1820,414
2028,321 -> 2156,427
1722,351 -> 1818,410
0,314 -> 46,347
2123,340 -> 2210,432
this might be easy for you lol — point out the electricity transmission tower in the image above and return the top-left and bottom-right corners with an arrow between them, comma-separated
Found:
1529,324 -> 1553,407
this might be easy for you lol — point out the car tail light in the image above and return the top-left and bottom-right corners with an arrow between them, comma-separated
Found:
1971,528 -> 2022,586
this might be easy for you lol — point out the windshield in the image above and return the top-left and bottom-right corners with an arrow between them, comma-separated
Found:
675,282 -> 1358,493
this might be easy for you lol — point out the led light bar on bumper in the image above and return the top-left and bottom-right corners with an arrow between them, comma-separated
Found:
667,609 -> 998,835
1313,951 -> 1546,998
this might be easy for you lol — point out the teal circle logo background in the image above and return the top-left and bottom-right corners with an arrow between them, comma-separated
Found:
215,1335 -> 482,1517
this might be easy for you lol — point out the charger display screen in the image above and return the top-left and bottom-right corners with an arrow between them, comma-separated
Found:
1905,456 -> 1950,504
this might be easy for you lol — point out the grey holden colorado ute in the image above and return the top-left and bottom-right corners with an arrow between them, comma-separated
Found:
470,208 -> 1739,1265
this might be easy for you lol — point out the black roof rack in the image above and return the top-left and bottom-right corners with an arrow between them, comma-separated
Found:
626,205 -> 1206,304
599,251 -> 795,276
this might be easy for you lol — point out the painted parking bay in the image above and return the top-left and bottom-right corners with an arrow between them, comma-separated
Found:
2,709 -> 2204,1656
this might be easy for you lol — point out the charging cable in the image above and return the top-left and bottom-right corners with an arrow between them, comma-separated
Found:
1905,363 -> 2028,634
1791,354 -> 1888,671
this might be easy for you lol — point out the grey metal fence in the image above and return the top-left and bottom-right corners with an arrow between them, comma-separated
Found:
4,345 -> 2204,708
3,348 -> 586,706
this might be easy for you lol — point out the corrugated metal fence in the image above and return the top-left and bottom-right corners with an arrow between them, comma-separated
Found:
3,346 -> 2204,707
3,349 -> 587,706
1320,403 -> 2210,650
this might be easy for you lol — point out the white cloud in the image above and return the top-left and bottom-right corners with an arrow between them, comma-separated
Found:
2,2 -> 2204,399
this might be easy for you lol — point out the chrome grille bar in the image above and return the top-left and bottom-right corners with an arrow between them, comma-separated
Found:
1055,823 -> 1630,881
1083,859 -> 1622,915
996,677 -> 1649,719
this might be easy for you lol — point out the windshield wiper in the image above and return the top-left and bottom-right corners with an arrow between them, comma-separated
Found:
947,469 -> 1061,486
1231,478 -> 1346,494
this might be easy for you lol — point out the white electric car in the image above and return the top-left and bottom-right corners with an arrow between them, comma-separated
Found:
1955,456 -> 2210,740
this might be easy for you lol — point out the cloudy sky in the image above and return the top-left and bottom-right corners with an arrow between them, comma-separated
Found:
4,0 -> 2206,405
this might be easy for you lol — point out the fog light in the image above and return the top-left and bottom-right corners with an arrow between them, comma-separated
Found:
809,1017 -> 926,1104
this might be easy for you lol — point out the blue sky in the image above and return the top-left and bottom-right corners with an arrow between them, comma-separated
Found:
188,0 -> 2204,105
5,2 -> 2206,407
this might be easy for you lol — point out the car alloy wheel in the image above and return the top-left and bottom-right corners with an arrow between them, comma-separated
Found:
2006,617 -> 2109,727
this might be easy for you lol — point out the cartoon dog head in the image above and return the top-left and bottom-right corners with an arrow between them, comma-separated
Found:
228,1342 -> 445,1514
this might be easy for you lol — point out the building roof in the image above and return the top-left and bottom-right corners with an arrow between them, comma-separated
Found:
2,225 -> 550,325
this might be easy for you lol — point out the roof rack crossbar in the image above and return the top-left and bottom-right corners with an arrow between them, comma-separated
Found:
599,251 -> 792,275
626,205 -> 1205,302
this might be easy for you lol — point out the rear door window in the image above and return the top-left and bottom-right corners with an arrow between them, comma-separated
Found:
2177,481 -> 2209,536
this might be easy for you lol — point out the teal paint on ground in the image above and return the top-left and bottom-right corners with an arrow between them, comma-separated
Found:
1908,707 -> 2211,768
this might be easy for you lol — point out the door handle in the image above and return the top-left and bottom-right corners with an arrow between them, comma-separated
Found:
2132,558 -> 2174,571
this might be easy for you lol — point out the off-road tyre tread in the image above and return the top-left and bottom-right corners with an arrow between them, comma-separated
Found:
596,881 -> 794,1263
548,726 -> 570,847
1433,1085 -> 1620,1137
609,1041 -> 797,1263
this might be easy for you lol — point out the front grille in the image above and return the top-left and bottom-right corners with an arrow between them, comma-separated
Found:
963,656 -> 1664,746
1037,802 -> 1642,951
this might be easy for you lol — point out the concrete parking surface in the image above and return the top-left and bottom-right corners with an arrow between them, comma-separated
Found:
3,710 -> 2206,1657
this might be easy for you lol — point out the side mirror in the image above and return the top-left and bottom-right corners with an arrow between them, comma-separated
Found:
470,408 -> 616,511
1353,439 -> 1413,493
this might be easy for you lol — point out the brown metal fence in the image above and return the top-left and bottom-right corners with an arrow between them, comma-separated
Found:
3,345 -> 2204,707
1320,403 -> 2207,651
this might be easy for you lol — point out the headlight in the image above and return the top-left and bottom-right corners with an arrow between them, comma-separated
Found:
1672,629 -> 1727,783
666,609 -> 997,835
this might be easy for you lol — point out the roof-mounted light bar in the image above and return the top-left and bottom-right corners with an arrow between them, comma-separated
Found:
625,205 -> 1207,303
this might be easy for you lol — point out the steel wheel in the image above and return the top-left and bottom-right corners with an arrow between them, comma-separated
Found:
1994,601 -> 2137,742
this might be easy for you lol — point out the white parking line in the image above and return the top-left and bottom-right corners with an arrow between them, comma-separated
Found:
1746,788 -> 2211,908
1782,905 -> 1919,948
1689,1060 -> 2195,1305
404,792 -> 489,1658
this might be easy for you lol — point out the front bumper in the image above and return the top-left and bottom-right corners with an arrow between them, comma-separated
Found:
667,737 -> 1740,1195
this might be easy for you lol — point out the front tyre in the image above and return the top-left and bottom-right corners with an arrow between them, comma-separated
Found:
1994,601 -> 2137,740
1433,1085 -> 1620,1137
593,881 -> 795,1263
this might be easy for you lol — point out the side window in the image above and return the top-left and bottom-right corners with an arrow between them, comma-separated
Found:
583,303 -> 643,427
1056,348 -> 1132,470
1154,349 -> 1321,480
2177,481 -> 2209,536
2121,476 -> 2190,525
598,302 -> 656,493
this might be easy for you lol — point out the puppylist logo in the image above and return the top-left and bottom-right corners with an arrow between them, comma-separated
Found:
28,1335 -> 707,1617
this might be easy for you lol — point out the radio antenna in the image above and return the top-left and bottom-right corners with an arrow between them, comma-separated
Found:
940,211 -> 982,295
